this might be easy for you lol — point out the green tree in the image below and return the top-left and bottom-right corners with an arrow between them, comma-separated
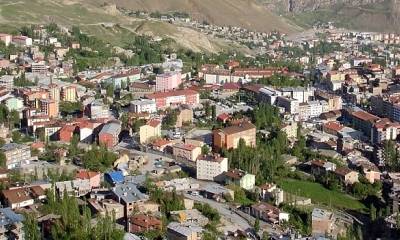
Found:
23,213 -> 41,240
201,145 -> 210,155
106,84 -> 114,97
254,217 -> 260,232
370,204 -> 377,222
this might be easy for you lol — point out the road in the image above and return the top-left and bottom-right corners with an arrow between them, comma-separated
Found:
184,193 -> 252,233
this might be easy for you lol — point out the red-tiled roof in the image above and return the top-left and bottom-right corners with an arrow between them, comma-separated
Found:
146,89 -> 198,99
75,170 -> 99,180
352,111 -> 379,122
324,121 -> 344,132
146,119 -> 161,128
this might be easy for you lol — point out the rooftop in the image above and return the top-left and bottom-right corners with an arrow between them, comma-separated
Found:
112,182 -> 149,203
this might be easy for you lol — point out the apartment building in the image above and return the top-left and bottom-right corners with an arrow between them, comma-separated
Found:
145,89 -> 199,109
213,122 -> 256,151
172,144 -> 201,161
130,99 -> 157,113
99,121 -> 121,148
139,119 -> 161,144
155,72 -> 182,91
0,143 -> 32,169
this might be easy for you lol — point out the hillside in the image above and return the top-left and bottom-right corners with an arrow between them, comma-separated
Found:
0,0 -> 254,53
84,0 -> 300,33
262,0 -> 400,32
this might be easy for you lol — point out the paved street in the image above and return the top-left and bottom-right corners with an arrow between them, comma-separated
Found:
184,193 -> 252,233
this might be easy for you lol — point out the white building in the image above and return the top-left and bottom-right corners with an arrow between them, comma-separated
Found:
277,97 -> 299,114
90,99 -> 112,119
196,154 -> 228,181
130,99 -> 157,113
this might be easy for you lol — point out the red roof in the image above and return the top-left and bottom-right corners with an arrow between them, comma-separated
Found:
152,138 -> 171,147
146,89 -> 198,99
222,82 -> 240,90
323,121 -> 344,132
75,170 -> 99,180
352,111 -> 379,122
217,113 -> 231,121
146,119 -> 161,128
31,142 -> 45,149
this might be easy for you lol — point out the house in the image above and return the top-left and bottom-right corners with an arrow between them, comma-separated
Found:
128,214 -> 162,233
99,121 -> 121,148
172,144 -> 201,161
213,122 -> 256,151
139,119 -> 161,144
105,171 -> 125,186
55,179 -> 91,197
111,182 -> 149,217
58,125 -> 77,142
250,202 -> 289,224
166,222 -> 203,240
312,208 -> 335,238
216,113 -> 230,123
0,208 -> 24,240
130,99 -> 157,113
1,186 -> 45,209
176,108 -> 193,128
151,138 -> 172,152
170,209 -> 209,226
201,183 -> 234,202
155,72 -> 182,91
88,198 -> 124,220
310,160 -> 337,176
75,170 -> 101,189
334,167 -> 359,185
223,169 -> 255,190
196,154 -> 228,181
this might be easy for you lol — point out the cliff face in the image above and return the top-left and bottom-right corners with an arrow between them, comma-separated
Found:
286,0 -> 386,12
264,0 -> 387,13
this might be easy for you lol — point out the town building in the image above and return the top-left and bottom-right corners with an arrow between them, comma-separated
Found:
213,122 -> 256,151
0,143 -> 33,169
145,89 -> 199,109
223,169 -> 255,190
128,214 -> 162,234
0,208 -> 24,239
129,99 -> 157,113
61,86 -> 77,102
172,144 -> 201,161
196,154 -> 228,181
111,182 -> 149,217
88,198 -> 124,220
1,186 -> 45,209
75,170 -> 101,189
166,222 -> 203,240
250,202 -> 289,224
155,72 -> 182,91
99,121 -> 121,148
139,119 -> 161,144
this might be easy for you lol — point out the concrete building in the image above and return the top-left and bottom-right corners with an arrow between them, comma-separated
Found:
0,208 -> 24,240
0,75 -> 14,90
139,119 -> 161,144
176,108 -> 193,128
213,122 -> 256,151
166,222 -> 203,240
0,143 -> 32,169
128,214 -> 162,234
90,99 -> 112,119
145,89 -> 199,109
250,202 -> 289,224
224,169 -> 255,190
31,61 -> 47,74
1,186 -> 45,209
40,99 -> 59,118
130,99 -> 157,113
155,72 -> 182,91
196,154 -> 228,181
0,33 -> 12,46
61,86 -> 77,102
312,208 -> 335,238
334,167 -> 359,185
172,144 -> 201,161
99,121 -> 121,148
88,198 -> 124,220
111,182 -> 149,217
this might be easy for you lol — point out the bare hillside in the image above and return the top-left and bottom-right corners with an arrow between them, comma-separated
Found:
87,0 -> 300,33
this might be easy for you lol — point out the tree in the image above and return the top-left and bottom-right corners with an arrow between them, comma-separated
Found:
9,110 -> 20,128
370,204 -> 377,222
0,152 -> 5,167
211,105 -> 216,120
106,84 -> 114,97
254,217 -> 260,232
262,231 -> 269,240
201,145 -> 210,155
23,213 -> 41,240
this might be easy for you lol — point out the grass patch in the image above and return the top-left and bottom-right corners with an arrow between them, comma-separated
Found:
278,178 -> 366,212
